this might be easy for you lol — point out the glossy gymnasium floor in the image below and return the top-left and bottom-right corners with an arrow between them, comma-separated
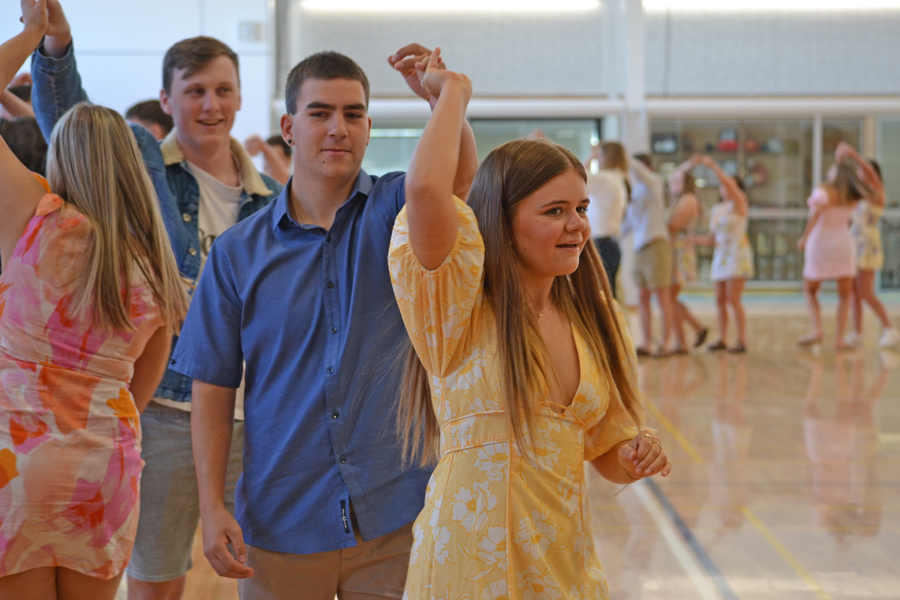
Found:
147,293 -> 900,600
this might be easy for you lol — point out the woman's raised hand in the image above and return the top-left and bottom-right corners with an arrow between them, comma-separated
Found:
417,48 -> 472,107
19,0 -> 48,35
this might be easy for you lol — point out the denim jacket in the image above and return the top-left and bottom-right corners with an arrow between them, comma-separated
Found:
31,41 -> 282,402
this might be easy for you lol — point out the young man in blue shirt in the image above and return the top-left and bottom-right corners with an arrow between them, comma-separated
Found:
171,48 -> 476,599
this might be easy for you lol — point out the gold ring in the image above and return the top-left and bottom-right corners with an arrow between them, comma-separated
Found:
640,433 -> 653,441
653,441 -> 662,449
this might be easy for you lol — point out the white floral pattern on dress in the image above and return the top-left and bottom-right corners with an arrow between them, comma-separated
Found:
451,481 -> 498,533
515,510 -> 559,560
517,565 -> 564,600
473,443 -> 508,482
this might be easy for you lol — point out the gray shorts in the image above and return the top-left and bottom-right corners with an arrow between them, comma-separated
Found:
126,402 -> 243,582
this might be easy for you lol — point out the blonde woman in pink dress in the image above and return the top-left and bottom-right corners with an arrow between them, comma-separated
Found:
0,4 -> 187,599
797,165 -> 866,350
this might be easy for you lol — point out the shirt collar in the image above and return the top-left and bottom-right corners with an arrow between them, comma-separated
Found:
159,128 -> 274,197
271,169 -> 373,232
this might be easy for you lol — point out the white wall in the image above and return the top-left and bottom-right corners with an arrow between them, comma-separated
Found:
0,0 -> 274,142
644,10 -> 900,96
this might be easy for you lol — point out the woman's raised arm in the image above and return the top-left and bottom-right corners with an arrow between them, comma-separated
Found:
403,48 -> 472,270
702,155 -> 749,217
0,1 -> 52,271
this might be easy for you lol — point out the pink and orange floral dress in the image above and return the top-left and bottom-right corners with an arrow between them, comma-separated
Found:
0,193 -> 163,579
389,198 -> 640,599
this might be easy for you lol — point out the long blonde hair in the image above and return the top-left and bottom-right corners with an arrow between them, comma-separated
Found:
398,139 -> 643,466
827,164 -> 867,206
46,103 -> 187,331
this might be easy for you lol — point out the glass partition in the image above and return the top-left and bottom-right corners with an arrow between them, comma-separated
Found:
362,118 -> 602,177
650,119 -> 814,284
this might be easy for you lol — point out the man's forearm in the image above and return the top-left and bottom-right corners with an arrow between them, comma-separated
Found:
191,380 -> 238,512
31,39 -> 88,140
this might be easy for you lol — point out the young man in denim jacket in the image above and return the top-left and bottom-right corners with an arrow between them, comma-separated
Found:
30,2 -> 282,599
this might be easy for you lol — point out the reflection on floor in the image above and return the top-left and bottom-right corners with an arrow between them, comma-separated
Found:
591,303 -> 900,600
176,299 -> 900,600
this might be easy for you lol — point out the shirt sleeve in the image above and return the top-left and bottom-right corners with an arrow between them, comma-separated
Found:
388,196 -> 485,378
807,186 -> 830,210
169,239 -> 244,388
30,40 -> 89,142
584,300 -> 642,461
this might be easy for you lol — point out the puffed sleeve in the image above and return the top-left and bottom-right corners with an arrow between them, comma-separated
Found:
388,196 -> 485,378
807,187 -> 830,209
584,300 -> 642,461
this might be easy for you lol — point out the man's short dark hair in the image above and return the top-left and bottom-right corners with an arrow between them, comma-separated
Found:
284,51 -> 370,115
125,100 -> 174,137
1,117 -> 47,174
163,36 -> 240,95
8,84 -> 31,103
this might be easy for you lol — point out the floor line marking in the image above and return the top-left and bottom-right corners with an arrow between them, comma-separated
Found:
742,508 -> 835,600
645,399 -> 705,464
644,479 -> 740,600
632,480 -> 724,600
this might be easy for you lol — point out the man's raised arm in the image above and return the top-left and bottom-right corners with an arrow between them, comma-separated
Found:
29,0 -> 86,140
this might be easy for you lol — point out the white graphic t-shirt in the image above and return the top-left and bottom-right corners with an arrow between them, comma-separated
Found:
154,157 -> 247,419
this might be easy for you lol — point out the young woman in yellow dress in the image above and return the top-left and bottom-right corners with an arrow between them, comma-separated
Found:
389,49 -> 672,600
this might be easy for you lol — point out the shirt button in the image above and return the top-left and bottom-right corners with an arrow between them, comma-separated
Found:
188,247 -> 198,256
339,456 -> 347,464
327,281 -> 335,289
331,326 -> 338,334
182,213 -> 192,222
331,411 -> 339,419
327,366 -> 335,374
326,235 -> 332,243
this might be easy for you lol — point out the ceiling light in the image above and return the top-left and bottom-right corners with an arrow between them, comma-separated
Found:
301,0 -> 600,14
644,0 -> 900,11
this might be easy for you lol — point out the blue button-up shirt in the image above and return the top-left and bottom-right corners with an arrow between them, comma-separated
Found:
170,171 -> 432,554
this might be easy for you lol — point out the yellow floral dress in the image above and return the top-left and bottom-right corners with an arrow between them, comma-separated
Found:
389,198 -> 640,600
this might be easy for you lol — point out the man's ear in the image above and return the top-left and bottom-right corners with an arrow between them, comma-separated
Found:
366,116 -> 372,147
280,113 -> 294,146
159,88 -> 173,116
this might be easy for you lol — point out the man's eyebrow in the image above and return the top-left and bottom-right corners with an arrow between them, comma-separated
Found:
304,102 -> 367,111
